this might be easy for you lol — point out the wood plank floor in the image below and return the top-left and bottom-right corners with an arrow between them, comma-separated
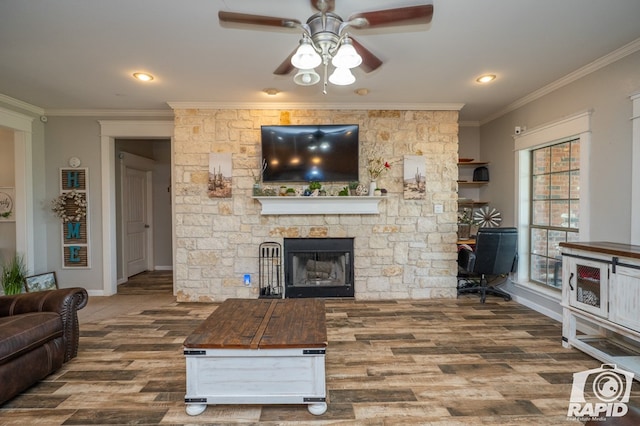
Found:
1,273 -> 639,424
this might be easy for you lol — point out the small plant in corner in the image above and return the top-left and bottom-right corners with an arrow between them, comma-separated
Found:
286,187 -> 296,196
1,253 -> 27,295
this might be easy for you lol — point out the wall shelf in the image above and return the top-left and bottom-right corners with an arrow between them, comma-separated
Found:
252,196 -> 384,215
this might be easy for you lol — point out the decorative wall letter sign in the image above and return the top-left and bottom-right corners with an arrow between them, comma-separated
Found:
59,168 -> 90,268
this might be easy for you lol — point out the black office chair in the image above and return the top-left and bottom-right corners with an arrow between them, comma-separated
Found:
457,227 -> 517,303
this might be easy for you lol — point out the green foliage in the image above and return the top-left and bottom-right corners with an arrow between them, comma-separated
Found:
348,181 -> 359,189
1,254 -> 27,295
338,187 -> 349,196
309,181 -> 322,191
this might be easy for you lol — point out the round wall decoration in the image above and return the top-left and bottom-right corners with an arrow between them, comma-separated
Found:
0,190 -> 14,220
474,206 -> 502,228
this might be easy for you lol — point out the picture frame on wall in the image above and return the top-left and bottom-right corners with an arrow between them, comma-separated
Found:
403,155 -> 426,199
0,187 -> 15,222
24,271 -> 58,293
208,153 -> 232,198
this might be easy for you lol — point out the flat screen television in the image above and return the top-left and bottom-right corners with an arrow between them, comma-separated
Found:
261,124 -> 359,183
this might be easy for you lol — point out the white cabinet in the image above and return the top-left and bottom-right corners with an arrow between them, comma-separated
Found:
560,242 -> 640,380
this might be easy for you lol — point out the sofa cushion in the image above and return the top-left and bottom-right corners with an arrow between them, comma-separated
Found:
0,312 -> 63,365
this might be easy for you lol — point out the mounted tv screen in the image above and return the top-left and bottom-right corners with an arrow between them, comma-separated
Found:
261,124 -> 359,183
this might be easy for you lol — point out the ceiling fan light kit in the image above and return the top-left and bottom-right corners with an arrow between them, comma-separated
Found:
293,68 -> 321,86
328,66 -> 355,86
291,37 -> 323,69
218,1 -> 434,94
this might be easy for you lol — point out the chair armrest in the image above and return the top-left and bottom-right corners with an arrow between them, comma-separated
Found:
457,247 -> 476,273
0,288 -> 89,362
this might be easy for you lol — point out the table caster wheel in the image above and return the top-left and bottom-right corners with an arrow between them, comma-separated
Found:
186,403 -> 207,416
308,402 -> 327,415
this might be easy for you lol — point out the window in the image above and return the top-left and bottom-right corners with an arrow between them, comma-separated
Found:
529,139 -> 580,288
514,111 -> 591,295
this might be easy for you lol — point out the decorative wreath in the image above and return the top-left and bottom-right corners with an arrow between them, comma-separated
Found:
51,190 -> 87,222
473,206 -> 502,228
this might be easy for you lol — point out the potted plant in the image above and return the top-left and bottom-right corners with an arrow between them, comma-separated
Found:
457,208 -> 473,240
286,188 -> 296,196
348,181 -> 359,196
1,253 -> 28,295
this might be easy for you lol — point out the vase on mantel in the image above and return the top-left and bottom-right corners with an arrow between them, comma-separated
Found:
369,180 -> 377,196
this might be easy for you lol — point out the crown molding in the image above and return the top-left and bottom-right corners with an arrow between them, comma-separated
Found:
44,109 -> 174,117
481,36 -> 640,125
166,101 -> 465,111
0,93 -> 45,116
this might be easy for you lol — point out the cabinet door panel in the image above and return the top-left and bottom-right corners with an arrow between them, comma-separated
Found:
567,257 -> 609,318
610,265 -> 640,331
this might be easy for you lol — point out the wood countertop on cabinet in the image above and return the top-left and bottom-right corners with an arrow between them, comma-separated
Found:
559,241 -> 640,260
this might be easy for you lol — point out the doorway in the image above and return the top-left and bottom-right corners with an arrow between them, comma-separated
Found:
100,120 -> 174,296
115,139 -> 172,286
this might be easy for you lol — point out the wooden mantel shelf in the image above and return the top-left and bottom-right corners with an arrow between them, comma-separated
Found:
252,196 -> 384,215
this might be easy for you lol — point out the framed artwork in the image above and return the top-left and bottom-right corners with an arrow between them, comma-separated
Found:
0,187 -> 15,222
403,155 -> 426,199
208,153 -> 232,198
24,271 -> 58,292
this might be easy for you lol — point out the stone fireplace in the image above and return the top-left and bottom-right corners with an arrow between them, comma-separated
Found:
284,238 -> 354,298
170,107 -> 460,302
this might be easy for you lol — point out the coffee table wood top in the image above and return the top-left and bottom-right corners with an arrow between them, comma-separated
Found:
184,298 -> 327,350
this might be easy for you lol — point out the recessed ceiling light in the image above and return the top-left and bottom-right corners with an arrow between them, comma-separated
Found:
133,72 -> 154,82
354,88 -> 369,96
263,88 -> 279,96
476,74 -> 496,84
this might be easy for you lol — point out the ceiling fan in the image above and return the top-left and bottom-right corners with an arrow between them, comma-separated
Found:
218,0 -> 434,93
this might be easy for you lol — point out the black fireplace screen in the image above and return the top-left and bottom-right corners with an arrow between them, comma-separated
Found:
284,238 -> 354,298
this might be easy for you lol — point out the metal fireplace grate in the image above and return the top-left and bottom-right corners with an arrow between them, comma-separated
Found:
259,242 -> 283,298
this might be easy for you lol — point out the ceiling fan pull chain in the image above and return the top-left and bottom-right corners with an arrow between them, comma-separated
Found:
322,61 -> 328,94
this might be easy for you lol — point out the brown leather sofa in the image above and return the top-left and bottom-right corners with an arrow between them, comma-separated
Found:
0,287 -> 88,405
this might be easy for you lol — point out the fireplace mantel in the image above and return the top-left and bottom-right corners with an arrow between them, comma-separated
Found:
253,196 -> 384,215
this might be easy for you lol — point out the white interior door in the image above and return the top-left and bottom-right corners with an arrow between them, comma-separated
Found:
125,167 -> 149,277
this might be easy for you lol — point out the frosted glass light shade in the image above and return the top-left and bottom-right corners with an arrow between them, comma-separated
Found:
293,68 -> 321,86
328,67 -> 355,85
291,40 -> 322,70
331,40 -> 362,69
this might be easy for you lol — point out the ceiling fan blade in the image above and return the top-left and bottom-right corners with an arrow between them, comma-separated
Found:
310,0 -> 335,13
350,38 -> 382,73
273,49 -> 297,75
218,11 -> 301,29
348,4 -> 433,29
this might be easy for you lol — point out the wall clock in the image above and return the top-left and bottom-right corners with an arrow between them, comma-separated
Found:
68,157 -> 81,168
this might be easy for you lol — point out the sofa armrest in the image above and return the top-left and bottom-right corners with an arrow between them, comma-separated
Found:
0,288 -> 88,362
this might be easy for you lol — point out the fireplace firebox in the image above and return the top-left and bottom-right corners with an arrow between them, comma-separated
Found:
284,238 -> 354,298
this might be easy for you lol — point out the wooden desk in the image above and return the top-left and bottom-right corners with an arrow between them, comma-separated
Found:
183,298 -> 327,416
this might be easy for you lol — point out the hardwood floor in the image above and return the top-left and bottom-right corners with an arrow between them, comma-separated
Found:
1,274 -> 639,425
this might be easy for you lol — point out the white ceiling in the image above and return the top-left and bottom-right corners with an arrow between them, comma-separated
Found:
1,0 -> 640,123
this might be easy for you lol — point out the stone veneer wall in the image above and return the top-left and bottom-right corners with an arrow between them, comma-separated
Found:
172,108 -> 459,302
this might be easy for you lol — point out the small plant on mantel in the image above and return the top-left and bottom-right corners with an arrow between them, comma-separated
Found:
309,181 -> 322,191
